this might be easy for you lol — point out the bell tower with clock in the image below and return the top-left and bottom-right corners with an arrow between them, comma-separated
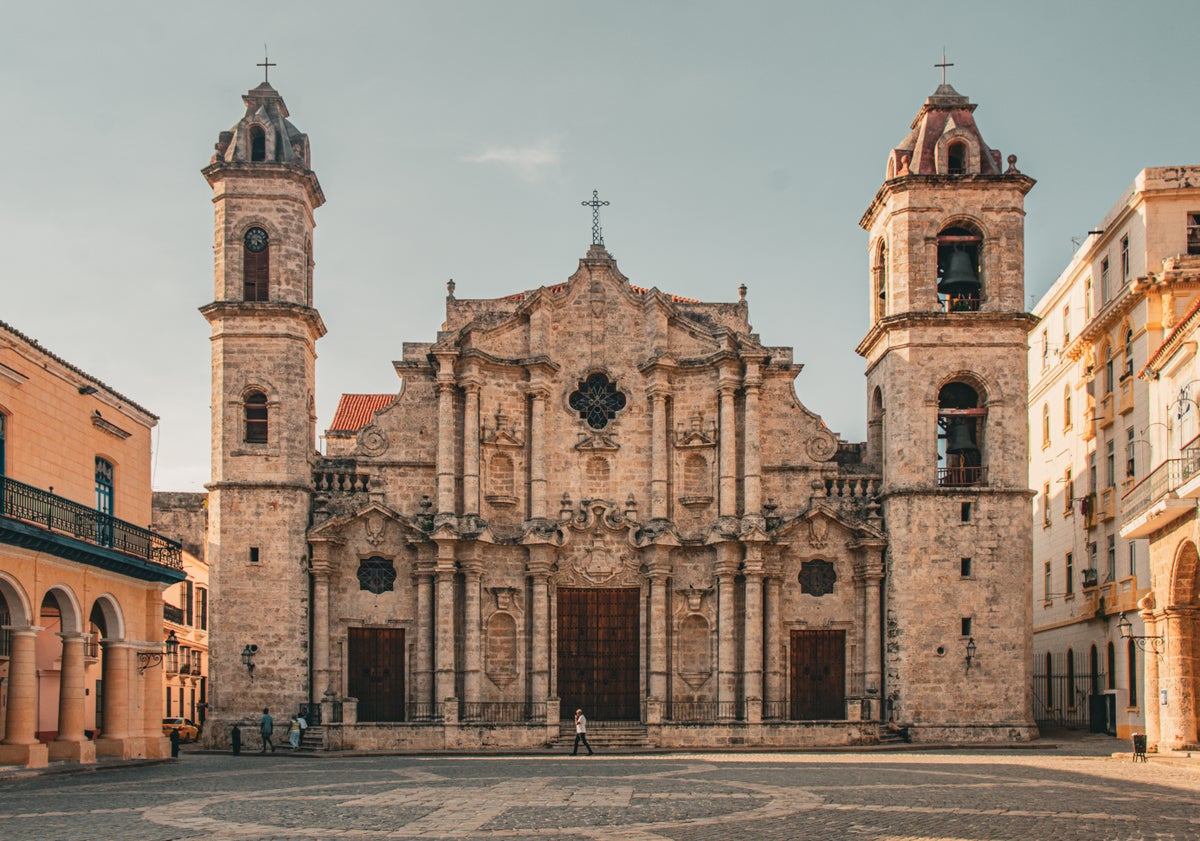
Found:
200,75 -> 326,726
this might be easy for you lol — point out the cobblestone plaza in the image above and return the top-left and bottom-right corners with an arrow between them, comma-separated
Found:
2,741 -> 1198,840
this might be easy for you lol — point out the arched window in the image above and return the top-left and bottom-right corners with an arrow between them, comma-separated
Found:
1127,640 -> 1138,706
947,140 -> 967,175
243,227 -> 269,301
1041,403 -> 1051,448
244,391 -> 268,443
1063,386 -> 1072,430
1102,342 -> 1114,394
1044,652 -> 1054,709
1122,327 -> 1134,380
1106,641 -> 1116,690
1089,644 -> 1100,695
938,381 -> 985,486
936,225 -> 982,311
249,125 -> 266,162
874,239 -> 888,321
1066,648 -> 1076,708
95,457 -> 114,546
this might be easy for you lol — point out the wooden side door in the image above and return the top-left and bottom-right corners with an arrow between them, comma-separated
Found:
790,629 -> 846,720
347,627 -> 406,722
557,588 -> 640,721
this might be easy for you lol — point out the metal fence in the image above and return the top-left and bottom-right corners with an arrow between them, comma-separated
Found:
664,700 -> 744,722
459,701 -> 546,723
1033,660 -> 1107,730
1,475 -> 182,570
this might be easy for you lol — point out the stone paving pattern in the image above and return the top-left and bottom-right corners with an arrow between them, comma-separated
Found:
1,740 -> 1198,840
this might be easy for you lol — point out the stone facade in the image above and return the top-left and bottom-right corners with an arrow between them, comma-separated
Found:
200,79 -> 1037,749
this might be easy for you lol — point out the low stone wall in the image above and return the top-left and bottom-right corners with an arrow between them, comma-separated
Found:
651,722 -> 872,749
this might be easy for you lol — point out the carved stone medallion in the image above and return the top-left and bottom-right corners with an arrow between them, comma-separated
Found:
799,559 -> 836,597
358,424 -> 389,457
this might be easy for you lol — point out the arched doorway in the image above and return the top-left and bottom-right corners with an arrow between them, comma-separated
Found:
1165,540 -> 1200,748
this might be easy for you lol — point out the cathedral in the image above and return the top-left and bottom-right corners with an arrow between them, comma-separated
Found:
196,77 -> 1037,749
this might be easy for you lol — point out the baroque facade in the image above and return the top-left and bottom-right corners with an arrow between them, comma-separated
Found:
200,79 -> 1037,749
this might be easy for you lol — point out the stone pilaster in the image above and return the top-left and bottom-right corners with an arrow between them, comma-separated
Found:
717,370 -> 738,518
434,540 -> 457,704
645,549 -> 672,701
463,379 -> 481,516
527,547 -> 554,702
415,555 -> 435,704
310,542 -> 336,700
742,547 -> 765,724
714,543 -> 740,713
528,386 -> 549,520
434,357 -> 458,518
649,390 -> 668,520
763,569 -> 783,714
742,360 -> 763,516
462,556 -> 483,704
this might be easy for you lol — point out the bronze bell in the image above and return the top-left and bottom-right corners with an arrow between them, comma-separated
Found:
945,419 -> 977,454
938,247 -> 981,298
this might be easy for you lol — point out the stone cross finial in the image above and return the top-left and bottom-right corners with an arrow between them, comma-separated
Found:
258,46 -> 277,84
935,48 -> 954,86
581,190 -> 610,246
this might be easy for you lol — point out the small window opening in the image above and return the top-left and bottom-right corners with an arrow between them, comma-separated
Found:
249,547 -> 260,564
936,227 -> 982,311
961,617 -> 972,636
249,125 -> 266,162
1065,552 -> 1074,595
947,141 -> 967,175
1188,213 -> 1200,255
244,391 -> 268,443
960,502 -> 971,522
960,557 -> 972,577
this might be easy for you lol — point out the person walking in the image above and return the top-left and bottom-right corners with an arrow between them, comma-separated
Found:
571,708 -> 593,756
288,715 -> 301,749
231,724 -> 242,756
259,708 -> 275,753
169,727 -> 181,758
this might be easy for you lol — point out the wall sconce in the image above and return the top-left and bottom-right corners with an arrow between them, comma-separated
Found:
137,630 -> 179,674
241,644 -> 258,676
1117,613 -> 1163,654
965,637 -> 977,671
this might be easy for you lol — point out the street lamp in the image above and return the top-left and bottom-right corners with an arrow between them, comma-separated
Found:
137,630 -> 179,674
965,637 -> 977,671
242,644 -> 258,676
1117,613 -> 1163,653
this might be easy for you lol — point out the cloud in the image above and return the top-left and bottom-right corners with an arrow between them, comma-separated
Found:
465,137 -> 562,182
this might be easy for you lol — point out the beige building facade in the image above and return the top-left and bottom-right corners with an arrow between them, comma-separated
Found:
200,79 -> 1036,750
0,320 -> 185,768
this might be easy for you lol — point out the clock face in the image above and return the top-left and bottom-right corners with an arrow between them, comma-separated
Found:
244,227 -> 269,253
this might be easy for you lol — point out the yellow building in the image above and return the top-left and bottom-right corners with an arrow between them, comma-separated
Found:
0,319 -> 185,768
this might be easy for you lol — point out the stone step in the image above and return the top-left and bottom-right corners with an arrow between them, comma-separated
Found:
557,724 -> 650,749
296,726 -> 325,752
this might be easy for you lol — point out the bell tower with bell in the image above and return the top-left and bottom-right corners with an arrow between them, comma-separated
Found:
857,76 -> 1038,740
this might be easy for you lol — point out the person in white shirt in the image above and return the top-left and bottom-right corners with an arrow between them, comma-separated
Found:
572,709 -> 593,756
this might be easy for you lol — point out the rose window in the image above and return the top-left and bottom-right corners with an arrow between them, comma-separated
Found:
568,372 -> 627,430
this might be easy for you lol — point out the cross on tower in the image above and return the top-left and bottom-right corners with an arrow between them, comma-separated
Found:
935,49 -> 954,86
581,190 -> 610,246
257,46 -> 277,84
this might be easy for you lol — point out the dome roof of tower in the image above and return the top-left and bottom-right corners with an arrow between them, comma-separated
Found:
885,83 -> 1005,179
210,81 -> 312,169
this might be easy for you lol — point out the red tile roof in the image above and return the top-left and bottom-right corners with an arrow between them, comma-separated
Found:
329,394 -> 394,432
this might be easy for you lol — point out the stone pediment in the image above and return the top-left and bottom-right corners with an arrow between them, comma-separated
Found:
771,503 -> 883,547
307,501 -> 424,544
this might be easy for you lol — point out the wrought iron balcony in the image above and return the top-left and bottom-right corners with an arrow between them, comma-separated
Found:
937,466 -> 988,487
163,603 -> 185,624
0,475 -> 182,572
1121,446 -> 1200,520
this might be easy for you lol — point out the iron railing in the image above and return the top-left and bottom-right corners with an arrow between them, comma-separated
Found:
937,466 -> 988,487
1033,670 -> 1107,730
664,700 -> 744,722
459,701 -> 546,723
940,296 -> 982,313
761,700 -> 790,721
163,603 -> 185,624
406,702 -> 444,722
1122,445 -> 1200,518
0,476 -> 182,570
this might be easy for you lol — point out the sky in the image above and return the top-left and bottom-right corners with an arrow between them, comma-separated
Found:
3,1 -> 1199,492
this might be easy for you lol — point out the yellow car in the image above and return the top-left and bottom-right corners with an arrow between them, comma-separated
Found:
162,717 -> 199,742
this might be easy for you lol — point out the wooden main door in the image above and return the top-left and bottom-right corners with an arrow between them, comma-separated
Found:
557,588 -> 640,721
348,627 -> 405,722
790,629 -> 846,720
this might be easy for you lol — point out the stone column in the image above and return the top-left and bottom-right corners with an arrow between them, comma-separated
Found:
742,362 -> 762,517
649,389 -> 669,520
415,559 -> 435,704
99,640 -> 132,740
0,627 -> 47,768
527,548 -> 553,702
646,552 -> 671,701
434,543 -> 457,704
763,572 -> 783,714
2,628 -> 40,745
462,558 -> 483,704
528,388 -> 549,520
56,633 -> 87,741
463,380 -> 481,517
1141,605 -> 1161,750
715,545 -> 740,714
743,548 -> 764,724
310,545 -> 334,700
1163,607 -> 1198,749
860,551 -> 885,714
141,652 -> 165,752
718,377 -> 738,518
435,378 -> 458,518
